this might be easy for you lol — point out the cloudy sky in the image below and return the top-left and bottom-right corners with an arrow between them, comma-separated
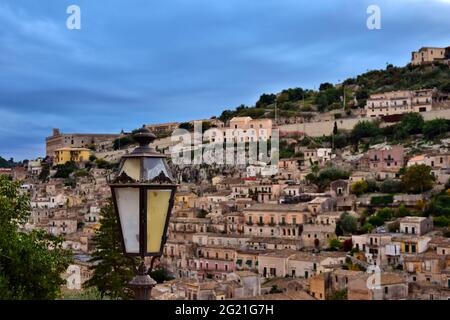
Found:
1,0 -> 450,160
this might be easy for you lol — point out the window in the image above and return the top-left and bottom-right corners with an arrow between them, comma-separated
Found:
384,287 -> 388,294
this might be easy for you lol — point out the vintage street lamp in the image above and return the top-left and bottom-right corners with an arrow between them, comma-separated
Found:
109,126 -> 177,300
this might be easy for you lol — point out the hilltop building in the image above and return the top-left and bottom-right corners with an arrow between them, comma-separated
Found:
411,46 -> 450,66
46,128 -> 120,157
364,89 -> 442,118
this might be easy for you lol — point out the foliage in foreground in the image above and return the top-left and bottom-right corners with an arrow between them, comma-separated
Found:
0,176 -> 71,300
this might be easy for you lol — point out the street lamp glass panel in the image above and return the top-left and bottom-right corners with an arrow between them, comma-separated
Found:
120,158 -> 141,181
115,187 -> 140,253
142,158 -> 173,181
146,189 -> 171,253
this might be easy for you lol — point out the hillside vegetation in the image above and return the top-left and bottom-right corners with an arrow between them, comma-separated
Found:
218,63 -> 450,122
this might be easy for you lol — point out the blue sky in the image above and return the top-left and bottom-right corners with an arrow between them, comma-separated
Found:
1,0 -> 450,160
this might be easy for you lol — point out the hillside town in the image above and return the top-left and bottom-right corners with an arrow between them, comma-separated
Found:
2,45 -> 450,301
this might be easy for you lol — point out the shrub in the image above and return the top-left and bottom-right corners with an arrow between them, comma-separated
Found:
370,195 -> 394,206
351,181 -> 368,196
434,216 -> 450,228
380,179 -> 402,194
367,215 -> 384,227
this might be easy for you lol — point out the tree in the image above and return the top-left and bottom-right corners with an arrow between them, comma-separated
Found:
255,93 -> 276,108
54,161 -> 77,178
367,215 -> 384,227
364,179 -> 379,193
396,113 -> 424,138
422,119 -> 449,140
85,200 -> 135,299
351,121 -> 380,143
319,82 -> 334,91
340,212 -> 358,234
0,176 -> 71,299
328,239 -> 342,251
377,208 -> 394,221
380,179 -> 402,194
312,167 -> 350,192
401,164 -> 435,194
95,158 -> 112,169
395,204 -> 410,218
351,181 -> 368,196
426,194 -> 450,217
361,222 -> 374,233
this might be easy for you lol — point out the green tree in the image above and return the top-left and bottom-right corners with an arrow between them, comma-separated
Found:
367,215 -> 384,227
54,161 -> 77,178
255,93 -> 276,108
423,119 -> 449,140
396,113 -> 424,138
401,164 -> 435,194
351,181 -> 368,196
351,121 -> 380,143
426,194 -> 450,217
319,82 -> 334,91
377,208 -> 394,221
340,212 -> 358,234
395,204 -> 411,218
328,239 -> 342,251
95,158 -> 112,169
0,176 -> 71,299
361,222 -> 374,233
85,200 -> 135,299
380,179 -> 402,194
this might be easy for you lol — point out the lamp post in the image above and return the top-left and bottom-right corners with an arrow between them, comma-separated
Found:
109,126 -> 177,300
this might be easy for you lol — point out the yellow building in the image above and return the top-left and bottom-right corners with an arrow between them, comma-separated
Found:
54,147 -> 91,165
